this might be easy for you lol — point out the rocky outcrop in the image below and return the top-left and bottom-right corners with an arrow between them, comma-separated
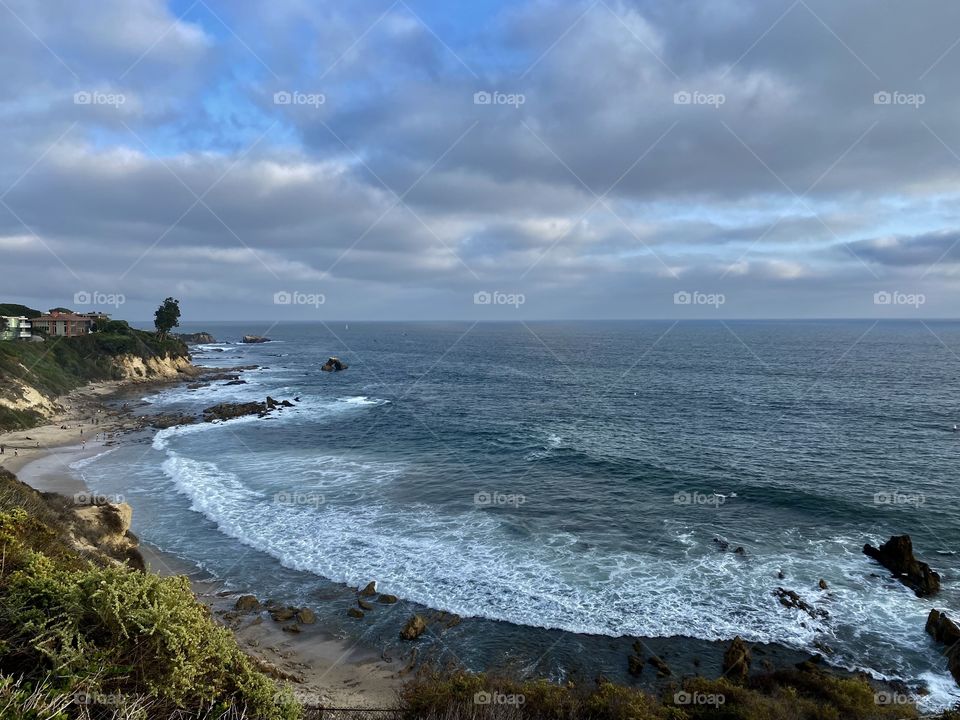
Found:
235,595 -> 261,613
321,356 -> 348,372
925,609 -> 960,685
241,335 -> 270,344
174,332 -> 216,344
863,535 -> 941,596
150,413 -> 197,429
723,636 -> 751,683
400,615 -> 428,640
774,588 -> 828,619
359,581 -> 377,597
201,396 -> 297,423
71,500 -> 144,571
202,401 -> 267,422
378,593 -> 398,604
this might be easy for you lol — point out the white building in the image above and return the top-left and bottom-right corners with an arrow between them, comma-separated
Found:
1,316 -> 32,340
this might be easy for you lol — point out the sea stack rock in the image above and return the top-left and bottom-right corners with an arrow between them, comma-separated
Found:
241,335 -> 270,344
925,609 -> 960,685
321,356 -> 348,372
174,332 -> 216,344
723,636 -> 751,683
863,535 -> 941,596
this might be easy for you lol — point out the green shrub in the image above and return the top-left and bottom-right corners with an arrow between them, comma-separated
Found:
0,491 -> 299,720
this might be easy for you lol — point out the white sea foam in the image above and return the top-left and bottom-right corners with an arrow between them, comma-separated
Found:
68,446 -> 121,470
151,442 -> 960,709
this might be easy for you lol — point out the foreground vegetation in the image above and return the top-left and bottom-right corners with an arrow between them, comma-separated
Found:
0,315 -> 187,430
0,468 -> 299,720
399,668 -> 938,720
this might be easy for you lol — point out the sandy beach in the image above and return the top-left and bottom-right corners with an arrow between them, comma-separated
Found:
1,378 -> 402,709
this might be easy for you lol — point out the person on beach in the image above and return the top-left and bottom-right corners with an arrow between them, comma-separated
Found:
0,445 -> 4,454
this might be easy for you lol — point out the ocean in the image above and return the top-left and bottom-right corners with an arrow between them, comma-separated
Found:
72,320 -> 960,709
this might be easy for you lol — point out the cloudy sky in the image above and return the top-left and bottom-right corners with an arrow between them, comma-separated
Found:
3,0 -> 960,320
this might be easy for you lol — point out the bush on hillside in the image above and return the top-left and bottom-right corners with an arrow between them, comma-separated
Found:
0,471 -> 300,720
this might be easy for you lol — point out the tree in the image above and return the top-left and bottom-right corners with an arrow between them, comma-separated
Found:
154,297 -> 181,338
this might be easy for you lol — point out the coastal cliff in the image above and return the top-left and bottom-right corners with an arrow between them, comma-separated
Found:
0,328 -> 193,430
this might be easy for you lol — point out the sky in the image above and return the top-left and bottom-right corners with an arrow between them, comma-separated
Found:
3,0 -> 960,320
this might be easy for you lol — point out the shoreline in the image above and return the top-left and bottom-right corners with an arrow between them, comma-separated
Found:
1,375 -> 935,710
2,375 -> 403,708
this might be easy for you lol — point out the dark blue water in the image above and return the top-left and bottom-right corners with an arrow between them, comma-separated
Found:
75,321 -> 960,708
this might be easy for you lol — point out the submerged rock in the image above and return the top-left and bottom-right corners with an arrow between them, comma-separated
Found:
347,608 -> 365,619
358,599 -> 375,611
627,640 -> 644,677
377,594 -> 398,604
296,608 -> 316,624
400,615 -> 428,640
774,587 -> 828,619
270,607 -> 296,622
647,655 -> 671,677
723,636 -> 751,683
863,535 -> 940,596
235,595 -> 261,613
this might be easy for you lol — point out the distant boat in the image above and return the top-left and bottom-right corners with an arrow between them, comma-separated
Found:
345,324 -> 349,330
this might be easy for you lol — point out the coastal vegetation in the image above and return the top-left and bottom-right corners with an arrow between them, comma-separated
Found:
399,667 -> 924,720
0,468 -> 299,720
